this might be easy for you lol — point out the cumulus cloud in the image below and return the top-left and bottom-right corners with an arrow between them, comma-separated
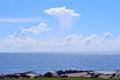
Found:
1,32 -> 120,52
61,33 -> 120,52
64,33 -> 82,44
44,6 -> 80,27
11,23 -> 51,38
83,34 -> 98,45
102,32 -> 111,40
100,32 -> 112,43
44,6 -> 80,17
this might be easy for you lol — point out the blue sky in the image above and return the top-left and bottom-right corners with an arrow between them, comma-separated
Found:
0,0 -> 120,52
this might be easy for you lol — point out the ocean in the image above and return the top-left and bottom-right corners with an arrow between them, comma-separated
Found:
0,52 -> 120,74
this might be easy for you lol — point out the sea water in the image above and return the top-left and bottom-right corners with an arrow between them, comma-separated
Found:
0,52 -> 120,74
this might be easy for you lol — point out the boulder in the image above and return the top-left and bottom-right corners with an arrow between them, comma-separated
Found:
66,72 -> 88,78
98,74 -> 112,78
43,71 -> 59,77
56,70 -> 64,76
0,74 -> 21,79
0,71 -> 41,79
16,71 -> 39,78
113,70 -> 120,78
60,70 -> 95,78
64,70 -> 82,74
94,71 -> 115,78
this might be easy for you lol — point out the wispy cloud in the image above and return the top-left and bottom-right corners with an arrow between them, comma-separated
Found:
44,6 -> 80,27
0,17 -> 42,23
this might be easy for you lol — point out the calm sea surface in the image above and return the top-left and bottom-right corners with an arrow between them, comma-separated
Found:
0,52 -> 120,74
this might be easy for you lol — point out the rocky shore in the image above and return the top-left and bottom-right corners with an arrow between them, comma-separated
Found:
1,70 -> 120,79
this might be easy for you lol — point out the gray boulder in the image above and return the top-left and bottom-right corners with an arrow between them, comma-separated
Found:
16,71 -> 39,78
113,70 -> 120,78
60,70 -> 95,78
43,71 -> 59,77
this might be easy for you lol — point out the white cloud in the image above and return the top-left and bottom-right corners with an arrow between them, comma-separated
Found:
64,33 -> 82,44
83,34 -> 98,45
0,17 -> 42,23
44,6 -> 80,17
61,33 -> 120,52
44,6 -> 80,27
1,32 -> 120,52
102,32 -> 111,40
11,23 -> 51,38
100,32 -> 112,44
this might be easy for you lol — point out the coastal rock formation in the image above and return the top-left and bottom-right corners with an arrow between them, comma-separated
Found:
1,70 -> 120,79
0,71 -> 40,79
15,71 -> 40,78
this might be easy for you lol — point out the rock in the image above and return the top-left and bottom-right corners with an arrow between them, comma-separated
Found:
64,70 -> 82,74
0,71 -> 40,79
16,71 -> 39,78
60,70 -> 95,78
2,70 -> 120,79
66,72 -> 88,78
43,71 -> 59,77
60,74 -> 68,78
0,74 -> 21,79
87,70 -> 96,78
56,70 -> 64,76
98,74 -> 112,78
113,70 -> 120,78
94,71 -> 116,78
0,74 -> 8,79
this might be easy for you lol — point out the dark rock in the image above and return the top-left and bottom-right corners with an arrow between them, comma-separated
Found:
60,74 -> 68,78
59,70 -> 95,78
87,71 -> 96,78
64,70 -> 95,74
16,71 -> 39,78
0,74 -> 21,79
113,70 -> 120,78
2,70 -> 120,79
56,70 -> 64,76
0,71 -> 40,79
43,71 -> 59,77
64,70 -> 81,74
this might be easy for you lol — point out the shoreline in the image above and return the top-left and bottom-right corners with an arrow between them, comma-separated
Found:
0,70 -> 120,79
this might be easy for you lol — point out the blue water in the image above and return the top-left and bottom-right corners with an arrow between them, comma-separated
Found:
0,52 -> 120,74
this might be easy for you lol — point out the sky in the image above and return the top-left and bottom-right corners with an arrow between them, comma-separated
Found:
0,0 -> 120,52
